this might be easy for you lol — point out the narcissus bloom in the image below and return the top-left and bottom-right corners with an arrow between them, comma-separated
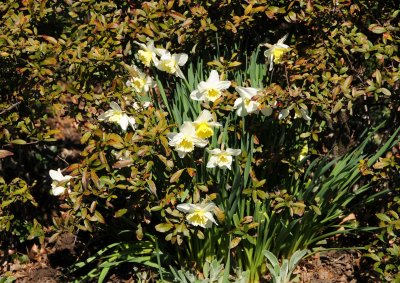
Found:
190,70 -> 231,102
126,67 -> 155,94
167,121 -> 208,158
98,102 -> 136,131
234,87 -> 260,117
154,50 -> 188,79
206,148 -> 241,170
49,169 -> 72,196
134,40 -> 159,67
193,110 -> 222,139
177,202 -> 218,228
260,34 -> 290,71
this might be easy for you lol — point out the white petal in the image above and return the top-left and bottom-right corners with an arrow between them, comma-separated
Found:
49,169 -> 63,182
226,148 -> 241,156
261,106 -> 273,116
180,121 -> 196,135
233,98 -> 243,109
214,80 -> 231,91
177,203 -> 194,213
245,101 -> 259,114
192,137 -> 208,148
206,156 -> 218,168
207,70 -> 220,84
204,211 -> 218,226
195,110 -> 213,123
190,90 -> 204,101
110,101 -> 122,112
175,67 -> 185,79
119,114 -> 129,131
175,53 -> 188,66
277,34 -> 288,44
207,148 -> 221,154
51,185 -> 66,196
235,87 -> 259,99
128,117 -> 136,129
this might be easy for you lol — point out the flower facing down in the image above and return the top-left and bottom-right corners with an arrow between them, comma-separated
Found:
207,148 -> 241,170
167,121 -> 208,158
260,34 -> 290,71
177,202 -> 218,228
190,70 -> 231,103
98,102 -> 135,131
234,86 -> 260,117
134,40 -> 160,67
193,110 -> 222,139
49,169 -> 72,196
126,66 -> 156,94
155,50 -> 188,79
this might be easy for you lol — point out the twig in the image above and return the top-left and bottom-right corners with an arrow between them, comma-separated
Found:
0,101 -> 21,115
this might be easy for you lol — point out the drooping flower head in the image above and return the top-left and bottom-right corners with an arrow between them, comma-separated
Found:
98,102 -> 136,131
134,40 -> 160,67
177,202 -> 218,228
126,66 -> 155,94
49,169 -> 72,196
154,50 -> 188,79
193,110 -> 222,139
190,70 -> 231,103
167,121 -> 208,158
206,147 -> 241,170
233,86 -> 260,117
260,34 -> 290,71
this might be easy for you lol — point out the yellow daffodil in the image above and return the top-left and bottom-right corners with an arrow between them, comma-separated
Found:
260,34 -> 290,71
98,102 -> 136,131
177,202 -> 218,228
167,121 -> 208,158
134,40 -> 160,67
126,66 -> 155,94
234,86 -> 260,117
206,147 -> 241,170
154,50 -> 188,79
193,110 -> 222,139
190,70 -> 231,102
49,169 -> 72,196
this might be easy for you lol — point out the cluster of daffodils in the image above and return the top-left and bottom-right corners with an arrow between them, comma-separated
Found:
134,39 -> 188,79
49,169 -> 72,196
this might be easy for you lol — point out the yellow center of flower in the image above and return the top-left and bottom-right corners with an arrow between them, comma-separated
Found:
186,210 -> 207,227
130,77 -> 146,93
272,47 -> 287,63
205,88 -> 221,102
138,50 -> 152,67
108,111 -> 123,123
159,59 -> 176,74
244,98 -> 251,106
177,136 -> 194,152
217,153 -> 229,164
196,123 -> 213,139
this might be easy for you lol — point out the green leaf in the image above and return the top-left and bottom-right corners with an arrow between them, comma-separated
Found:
155,223 -> 174,233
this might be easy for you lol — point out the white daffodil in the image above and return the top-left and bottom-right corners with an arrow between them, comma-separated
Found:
206,147 -> 241,170
134,40 -> 160,67
260,34 -> 290,71
167,121 -> 208,158
98,102 -> 136,131
193,110 -> 222,139
49,168 -> 72,196
154,50 -> 188,79
126,67 -> 155,94
177,202 -> 218,228
190,70 -> 231,102
234,86 -> 260,117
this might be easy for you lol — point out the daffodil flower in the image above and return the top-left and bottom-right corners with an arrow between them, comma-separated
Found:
154,50 -> 188,79
126,66 -> 155,94
177,202 -> 218,228
260,34 -> 290,71
193,110 -> 222,139
98,102 -> 136,131
167,121 -> 208,158
206,147 -> 241,170
134,40 -> 160,67
190,70 -> 231,102
233,86 -> 260,117
49,169 -> 72,196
